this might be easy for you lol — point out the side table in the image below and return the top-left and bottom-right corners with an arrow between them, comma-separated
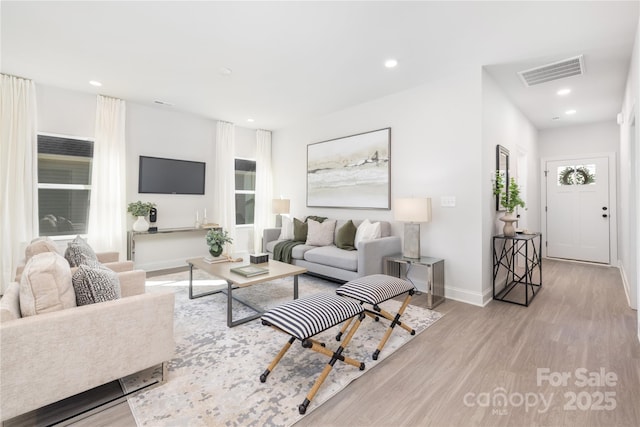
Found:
492,233 -> 542,306
383,255 -> 445,309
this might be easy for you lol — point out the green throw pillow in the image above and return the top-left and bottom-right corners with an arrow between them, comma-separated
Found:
306,215 -> 327,223
293,218 -> 308,242
336,220 -> 357,251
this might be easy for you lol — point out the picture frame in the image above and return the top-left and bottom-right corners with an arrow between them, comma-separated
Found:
307,128 -> 391,209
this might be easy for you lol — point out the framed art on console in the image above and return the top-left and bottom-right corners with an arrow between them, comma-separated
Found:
307,128 -> 391,209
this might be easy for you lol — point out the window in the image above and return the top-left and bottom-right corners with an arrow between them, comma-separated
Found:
235,158 -> 255,225
557,164 -> 596,186
37,134 -> 93,236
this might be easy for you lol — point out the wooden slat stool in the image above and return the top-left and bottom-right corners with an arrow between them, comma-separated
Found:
336,274 -> 416,360
260,293 -> 366,415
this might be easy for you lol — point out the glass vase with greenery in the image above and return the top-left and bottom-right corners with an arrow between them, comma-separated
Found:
206,229 -> 233,257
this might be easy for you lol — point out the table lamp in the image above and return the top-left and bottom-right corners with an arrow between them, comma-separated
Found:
394,197 -> 432,259
272,198 -> 290,227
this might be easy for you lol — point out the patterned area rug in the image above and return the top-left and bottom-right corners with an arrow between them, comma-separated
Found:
124,272 -> 442,426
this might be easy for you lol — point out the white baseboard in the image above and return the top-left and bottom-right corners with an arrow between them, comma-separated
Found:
444,285 -> 485,307
618,260 -> 632,307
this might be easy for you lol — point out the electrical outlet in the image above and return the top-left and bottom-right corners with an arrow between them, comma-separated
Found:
441,196 -> 456,207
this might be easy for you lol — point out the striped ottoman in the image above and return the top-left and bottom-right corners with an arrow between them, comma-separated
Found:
260,293 -> 366,415
336,274 -> 416,360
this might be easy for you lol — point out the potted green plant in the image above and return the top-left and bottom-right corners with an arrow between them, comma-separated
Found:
493,172 -> 525,236
127,201 -> 156,232
206,229 -> 233,257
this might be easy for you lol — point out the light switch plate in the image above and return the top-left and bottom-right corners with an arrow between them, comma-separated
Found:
441,196 -> 456,207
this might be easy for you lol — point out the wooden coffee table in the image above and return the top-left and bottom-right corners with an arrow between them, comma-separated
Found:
185,258 -> 307,327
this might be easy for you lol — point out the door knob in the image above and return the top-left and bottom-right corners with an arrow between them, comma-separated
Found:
602,214 -> 608,218
602,207 -> 608,211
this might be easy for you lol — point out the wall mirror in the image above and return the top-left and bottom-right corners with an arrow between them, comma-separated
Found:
496,145 -> 509,211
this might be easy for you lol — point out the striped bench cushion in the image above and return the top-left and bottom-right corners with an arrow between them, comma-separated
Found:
262,293 -> 364,341
336,274 -> 415,305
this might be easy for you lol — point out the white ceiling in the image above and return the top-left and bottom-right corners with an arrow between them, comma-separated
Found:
2,1 -> 638,131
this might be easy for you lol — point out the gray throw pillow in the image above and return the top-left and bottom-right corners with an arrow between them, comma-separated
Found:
64,235 -> 98,267
72,264 -> 121,306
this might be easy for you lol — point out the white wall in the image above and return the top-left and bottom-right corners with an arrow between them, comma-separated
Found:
619,16 -> 640,339
273,67 -> 486,305
36,84 -> 257,271
38,85 -> 95,138
538,121 -> 619,158
481,70 -> 539,304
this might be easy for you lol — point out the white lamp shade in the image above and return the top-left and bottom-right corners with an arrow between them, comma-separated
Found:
272,199 -> 290,214
394,198 -> 432,223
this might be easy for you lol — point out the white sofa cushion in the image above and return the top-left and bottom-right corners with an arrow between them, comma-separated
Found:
304,246 -> 358,271
306,219 -> 337,246
20,252 -> 76,317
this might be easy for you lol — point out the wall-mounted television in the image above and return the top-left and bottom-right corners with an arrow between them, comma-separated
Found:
138,156 -> 206,195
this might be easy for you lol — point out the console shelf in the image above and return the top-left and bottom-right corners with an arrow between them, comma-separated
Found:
126,227 -> 220,262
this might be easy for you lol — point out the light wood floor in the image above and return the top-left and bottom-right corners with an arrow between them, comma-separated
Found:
8,259 -> 640,426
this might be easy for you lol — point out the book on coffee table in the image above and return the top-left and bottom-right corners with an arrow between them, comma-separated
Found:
203,256 -> 228,264
230,265 -> 269,277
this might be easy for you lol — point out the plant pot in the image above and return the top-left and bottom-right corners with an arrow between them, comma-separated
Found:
209,247 -> 223,257
499,214 -> 517,237
133,216 -> 150,232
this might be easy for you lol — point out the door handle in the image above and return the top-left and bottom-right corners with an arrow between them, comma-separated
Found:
602,214 -> 608,218
602,207 -> 608,211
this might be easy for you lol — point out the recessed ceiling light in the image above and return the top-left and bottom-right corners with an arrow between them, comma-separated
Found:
247,118 -> 255,123
384,59 -> 398,68
89,80 -> 102,87
557,88 -> 571,96
565,109 -> 577,115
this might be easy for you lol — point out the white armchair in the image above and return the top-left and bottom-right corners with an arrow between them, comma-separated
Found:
0,256 -> 175,422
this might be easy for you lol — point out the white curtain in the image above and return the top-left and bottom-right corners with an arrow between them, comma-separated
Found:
87,95 -> 127,257
0,74 -> 38,291
254,130 -> 273,254
213,121 -> 236,253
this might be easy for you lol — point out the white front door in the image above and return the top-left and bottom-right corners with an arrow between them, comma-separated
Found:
546,157 -> 610,263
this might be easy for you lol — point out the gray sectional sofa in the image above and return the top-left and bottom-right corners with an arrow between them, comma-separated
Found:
263,218 -> 401,282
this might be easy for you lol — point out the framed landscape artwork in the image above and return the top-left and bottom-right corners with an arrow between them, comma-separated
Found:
307,128 -> 391,209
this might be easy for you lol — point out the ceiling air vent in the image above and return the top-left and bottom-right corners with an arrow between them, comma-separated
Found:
518,55 -> 585,87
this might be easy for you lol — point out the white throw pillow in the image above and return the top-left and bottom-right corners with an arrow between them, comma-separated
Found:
354,219 -> 381,249
25,236 -> 62,261
19,252 -> 76,317
278,216 -> 294,240
306,219 -> 337,246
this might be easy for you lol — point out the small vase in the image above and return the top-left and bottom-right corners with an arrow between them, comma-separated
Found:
133,216 -> 150,232
209,247 -> 223,258
499,214 -> 517,237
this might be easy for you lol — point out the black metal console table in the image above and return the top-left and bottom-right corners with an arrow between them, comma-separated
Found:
492,232 -> 542,306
